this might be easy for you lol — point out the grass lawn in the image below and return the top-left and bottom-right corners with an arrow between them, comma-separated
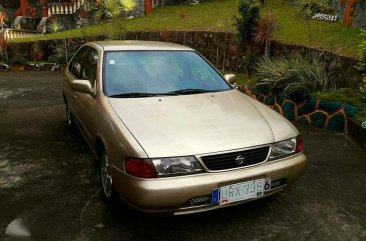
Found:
12,0 -> 361,57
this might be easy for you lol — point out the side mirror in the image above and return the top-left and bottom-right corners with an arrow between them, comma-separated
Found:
224,74 -> 237,84
71,79 -> 94,95
224,74 -> 238,89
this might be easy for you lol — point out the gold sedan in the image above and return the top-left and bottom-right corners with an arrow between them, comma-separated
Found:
63,41 -> 307,215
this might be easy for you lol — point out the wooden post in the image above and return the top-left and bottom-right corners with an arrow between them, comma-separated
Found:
145,0 -> 152,14
20,0 -> 27,16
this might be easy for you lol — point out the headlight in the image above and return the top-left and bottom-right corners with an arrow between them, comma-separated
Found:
151,156 -> 203,177
269,136 -> 303,160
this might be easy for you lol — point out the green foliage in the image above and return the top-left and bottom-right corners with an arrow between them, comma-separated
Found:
253,14 -> 279,57
283,82 -> 310,102
96,0 -> 136,21
234,0 -> 261,44
96,0 -> 136,39
7,56 -> 27,65
255,54 -> 330,98
48,19 -> 64,33
49,39 -> 84,64
360,77 -> 366,97
359,30 -> 366,72
296,0 -> 333,16
47,54 -> 60,64
242,51 -> 258,74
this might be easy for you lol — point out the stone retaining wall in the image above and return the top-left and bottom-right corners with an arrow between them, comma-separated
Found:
3,30 -> 364,88
243,87 -> 357,131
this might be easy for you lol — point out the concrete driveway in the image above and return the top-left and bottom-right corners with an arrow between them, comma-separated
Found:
0,72 -> 365,241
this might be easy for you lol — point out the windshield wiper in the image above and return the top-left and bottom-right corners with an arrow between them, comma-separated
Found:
109,92 -> 159,98
168,89 -> 222,95
109,89 -> 223,98
109,92 -> 179,98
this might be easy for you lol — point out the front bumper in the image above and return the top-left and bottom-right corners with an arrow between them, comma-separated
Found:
111,153 -> 307,215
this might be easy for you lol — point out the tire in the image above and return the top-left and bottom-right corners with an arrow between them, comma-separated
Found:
99,150 -> 118,206
65,104 -> 75,128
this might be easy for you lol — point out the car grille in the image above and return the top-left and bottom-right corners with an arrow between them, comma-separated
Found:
201,146 -> 270,171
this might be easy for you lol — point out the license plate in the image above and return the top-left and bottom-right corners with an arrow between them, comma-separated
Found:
212,178 -> 271,205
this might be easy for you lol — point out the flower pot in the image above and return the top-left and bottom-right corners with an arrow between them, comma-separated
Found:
11,65 -> 25,71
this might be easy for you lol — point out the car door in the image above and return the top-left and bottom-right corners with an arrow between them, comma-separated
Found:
72,46 -> 99,144
64,46 -> 90,128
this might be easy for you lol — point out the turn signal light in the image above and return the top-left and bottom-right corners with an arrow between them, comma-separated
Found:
296,135 -> 303,153
125,157 -> 157,178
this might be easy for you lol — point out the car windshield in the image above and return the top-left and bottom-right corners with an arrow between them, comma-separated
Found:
104,50 -> 231,97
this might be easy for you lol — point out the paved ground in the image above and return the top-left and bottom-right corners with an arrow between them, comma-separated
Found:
0,72 -> 365,241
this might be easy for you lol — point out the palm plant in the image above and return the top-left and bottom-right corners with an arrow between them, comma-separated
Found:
96,0 -> 136,39
48,19 -> 64,33
253,14 -> 279,57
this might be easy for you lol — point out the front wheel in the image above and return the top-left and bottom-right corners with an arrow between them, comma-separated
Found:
65,104 -> 75,127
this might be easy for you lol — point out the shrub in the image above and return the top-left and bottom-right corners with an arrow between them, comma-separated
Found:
253,14 -> 279,57
7,56 -> 27,66
360,78 -> 366,98
47,54 -> 60,63
255,54 -> 330,97
96,0 -> 136,40
296,0 -> 333,16
283,82 -> 310,102
242,51 -> 258,74
48,39 -> 84,64
359,30 -> 366,72
234,0 -> 261,44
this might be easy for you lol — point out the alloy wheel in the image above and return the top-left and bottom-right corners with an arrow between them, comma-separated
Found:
66,105 -> 73,126
100,152 -> 113,199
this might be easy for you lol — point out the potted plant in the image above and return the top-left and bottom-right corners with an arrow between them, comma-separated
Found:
7,56 -> 27,71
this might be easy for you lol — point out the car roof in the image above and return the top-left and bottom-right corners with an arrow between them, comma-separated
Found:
92,40 -> 194,51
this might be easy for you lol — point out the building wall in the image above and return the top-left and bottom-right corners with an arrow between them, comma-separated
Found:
2,0 -> 147,31
332,0 -> 366,28
131,0 -> 146,17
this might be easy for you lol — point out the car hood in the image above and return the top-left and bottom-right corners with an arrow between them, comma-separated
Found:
108,90 -> 298,157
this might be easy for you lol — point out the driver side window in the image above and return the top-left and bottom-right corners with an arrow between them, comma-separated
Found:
82,49 -> 98,87
69,47 -> 89,79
